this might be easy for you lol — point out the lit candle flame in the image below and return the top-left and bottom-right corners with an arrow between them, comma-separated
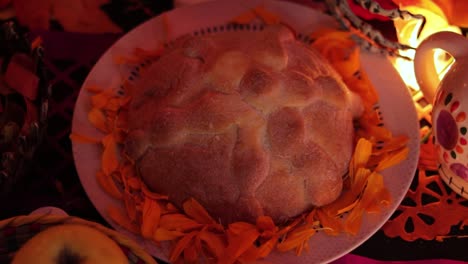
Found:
392,5 -> 461,90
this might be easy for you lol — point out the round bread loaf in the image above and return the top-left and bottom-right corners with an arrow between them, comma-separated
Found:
124,25 -> 363,224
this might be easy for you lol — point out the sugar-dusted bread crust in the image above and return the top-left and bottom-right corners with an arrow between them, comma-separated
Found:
124,25 -> 362,224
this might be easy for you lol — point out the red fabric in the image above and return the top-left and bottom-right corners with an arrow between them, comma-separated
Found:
348,0 -> 398,21
0,0 -> 10,8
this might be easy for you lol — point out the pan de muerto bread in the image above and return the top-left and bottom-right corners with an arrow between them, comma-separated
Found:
124,25 -> 363,224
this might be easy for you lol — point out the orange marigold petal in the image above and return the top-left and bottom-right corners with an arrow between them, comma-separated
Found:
120,162 -> 136,178
363,172 -> 391,213
344,204 -> 365,235
336,199 -> 360,216
101,134 -> 119,175
314,36 -> 355,54
126,176 -> 141,190
322,190 -> 356,217
105,98 -> 121,112
141,183 -> 169,200
352,167 -> 372,195
375,147 -> 409,172
361,124 -> 393,141
322,168 -> 370,217
276,226 -> 315,252
372,135 -> 409,156
252,5 -> 280,25
119,96 -> 132,108
295,241 -> 306,256
366,187 -> 392,213
183,240 -> 199,263
88,108 -> 109,133
354,71 -> 379,105
199,230 -> 226,260
69,133 -> 101,144
238,235 -> 278,262
220,225 -> 260,264
141,196 -> 161,239
257,236 -> 278,258
231,10 -> 257,24
114,54 -> 142,65
86,85 -> 103,93
108,206 -> 139,234
159,214 -> 203,232
96,170 -> 122,200
227,222 -> 257,235
316,209 -> 342,236
134,46 -> 164,59
277,217 -> 303,237
305,209 -> 317,225
352,138 -> 373,169
169,231 -> 198,263
256,215 -> 276,232
123,190 -> 137,222
344,172 -> 385,235
183,198 -> 216,225
194,234 -> 203,255
312,32 -> 356,65
31,37 -> 43,50
91,89 -> 113,109
153,228 -> 185,241
238,246 -> 260,263
166,203 -> 180,213
309,28 -> 346,39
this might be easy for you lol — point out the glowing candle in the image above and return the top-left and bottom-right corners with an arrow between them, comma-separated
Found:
392,5 -> 461,90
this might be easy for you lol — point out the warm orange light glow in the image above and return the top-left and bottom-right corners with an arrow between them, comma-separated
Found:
392,6 -> 460,90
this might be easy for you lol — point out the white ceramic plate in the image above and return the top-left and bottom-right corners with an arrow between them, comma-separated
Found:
71,0 -> 420,263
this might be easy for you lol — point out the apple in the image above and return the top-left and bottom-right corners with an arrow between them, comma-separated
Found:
11,224 -> 128,264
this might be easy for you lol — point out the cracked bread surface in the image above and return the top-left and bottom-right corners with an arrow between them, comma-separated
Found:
124,25 -> 362,225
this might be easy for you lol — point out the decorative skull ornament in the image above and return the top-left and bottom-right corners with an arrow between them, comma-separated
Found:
415,31 -> 468,199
